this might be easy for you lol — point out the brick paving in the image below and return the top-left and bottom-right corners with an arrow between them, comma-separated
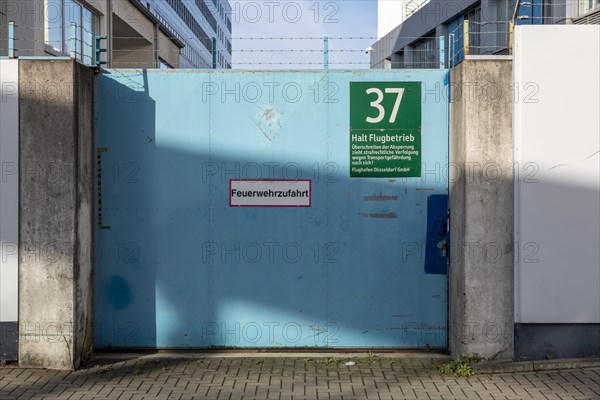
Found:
1,355 -> 599,399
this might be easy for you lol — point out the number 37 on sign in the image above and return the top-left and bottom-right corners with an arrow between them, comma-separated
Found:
349,82 -> 422,178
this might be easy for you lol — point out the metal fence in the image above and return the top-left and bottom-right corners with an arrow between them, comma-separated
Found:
2,0 -> 597,70
0,21 -> 450,69
0,21 -> 95,66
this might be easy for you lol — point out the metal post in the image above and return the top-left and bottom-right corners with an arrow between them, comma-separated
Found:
212,37 -> 217,69
439,35 -> 445,69
8,21 -> 15,58
70,22 -> 77,59
95,36 -> 108,67
509,21 -> 514,55
323,36 -> 329,70
463,20 -> 470,57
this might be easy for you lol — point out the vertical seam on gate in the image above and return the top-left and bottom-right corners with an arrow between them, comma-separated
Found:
97,148 -> 110,229
207,71 -> 214,341
446,70 -> 451,350
325,70 -> 331,347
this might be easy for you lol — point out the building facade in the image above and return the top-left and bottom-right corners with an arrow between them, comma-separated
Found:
144,0 -> 232,69
0,0 -> 232,69
378,0 -> 429,38
371,0 -> 600,69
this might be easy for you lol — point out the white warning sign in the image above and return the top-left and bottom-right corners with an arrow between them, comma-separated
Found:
230,180 -> 311,208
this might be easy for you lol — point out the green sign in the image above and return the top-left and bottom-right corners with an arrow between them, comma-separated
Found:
350,82 -> 422,178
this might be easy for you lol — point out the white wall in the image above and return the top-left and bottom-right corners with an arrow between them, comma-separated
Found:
513,25 -> 600,323
0,59 -> 19,323
378,0 -> 429,38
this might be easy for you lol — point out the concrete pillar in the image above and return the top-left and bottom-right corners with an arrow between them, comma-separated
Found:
18,59 -> 94,370
449,59 -> 514,360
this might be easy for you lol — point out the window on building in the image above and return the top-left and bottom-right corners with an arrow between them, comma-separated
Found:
543,1 -> 554,24
386,50 -> 403,69
159,59 -> 173,69
465,7 -> 481,55
44,0 -> 63,52
82,9 -> 94,65
165,0 -> 212,52
496,0 -> 511,49
579,0 -> 600,15
412,32 -> 436,68
44,0 -> 98,66
195,0 -> 217,31
63,0 -> 81,57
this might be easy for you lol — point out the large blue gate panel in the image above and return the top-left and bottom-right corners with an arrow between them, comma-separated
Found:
95,72 -> 212,348
94,69 -> 450,349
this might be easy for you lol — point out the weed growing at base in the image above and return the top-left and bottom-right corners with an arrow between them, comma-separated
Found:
435,354 -> 482,377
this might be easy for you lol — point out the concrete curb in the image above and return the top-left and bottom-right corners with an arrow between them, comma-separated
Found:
473,357 -> 600,374
92,352 -> 452,361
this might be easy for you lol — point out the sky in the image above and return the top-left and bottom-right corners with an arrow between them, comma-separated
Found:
230,0 -> 378,69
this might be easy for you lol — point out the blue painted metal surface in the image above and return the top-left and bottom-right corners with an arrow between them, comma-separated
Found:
448,16 -> 464,67
515,0 -> 544,25
94,69 -> 449,349
438,36 -> 445,69
8,22 -> 14,58
424,195 -> 449,275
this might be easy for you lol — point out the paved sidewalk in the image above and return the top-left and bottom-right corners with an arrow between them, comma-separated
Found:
1,354 -> 599,400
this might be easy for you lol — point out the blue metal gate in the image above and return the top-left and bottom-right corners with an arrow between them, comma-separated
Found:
94,69 -> 449,349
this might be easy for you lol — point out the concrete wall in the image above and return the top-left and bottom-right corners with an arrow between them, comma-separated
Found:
513,25 -> 600,359
112,38 -> 155,69
73,61 -> 95,367
113,1 -> 156,43
18,59 -> 94,369
449,58 -> 513,360
158,29 -> 180,68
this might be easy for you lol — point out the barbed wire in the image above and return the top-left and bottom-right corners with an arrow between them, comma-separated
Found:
0,24 -> 449,42
3,12 -> 571,69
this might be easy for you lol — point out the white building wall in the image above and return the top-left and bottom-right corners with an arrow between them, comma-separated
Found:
378,0 -> 429,38
0,60 -> 19,324
513,25 -> 600,324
